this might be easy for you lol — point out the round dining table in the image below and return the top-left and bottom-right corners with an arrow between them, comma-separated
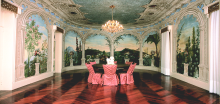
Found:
92,64 -> 130,73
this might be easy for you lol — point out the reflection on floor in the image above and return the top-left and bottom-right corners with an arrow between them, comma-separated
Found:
0,69 -> 219,104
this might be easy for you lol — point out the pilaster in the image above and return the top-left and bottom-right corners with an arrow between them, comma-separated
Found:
35,63 -> 40,75
81,41 -> 85,65
139,43 -> 143,65
110,41 -> 114,57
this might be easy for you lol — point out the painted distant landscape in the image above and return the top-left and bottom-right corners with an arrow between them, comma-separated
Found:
176,15 -> 200,78
114,34 -> 139,64
142,32 -> 160,67
85,34 -> 110,64
24,15 -> 48,77
64,31 -> 82,66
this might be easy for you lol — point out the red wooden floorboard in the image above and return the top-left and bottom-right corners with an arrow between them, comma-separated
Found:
0,69 -> 219,104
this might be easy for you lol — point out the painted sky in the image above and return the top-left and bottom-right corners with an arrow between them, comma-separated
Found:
114,35 -> 139,51
85,34 -> 110,52
72,0 -> 152,24
29,15 -> 48,37
65,31 -> 82,51
142,31 -> 161,55
177,15 -> 199,52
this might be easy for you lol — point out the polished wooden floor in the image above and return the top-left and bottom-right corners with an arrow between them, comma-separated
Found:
0,69 -> 219,104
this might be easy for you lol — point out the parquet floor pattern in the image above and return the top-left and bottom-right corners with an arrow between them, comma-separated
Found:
0,69 -> 219,104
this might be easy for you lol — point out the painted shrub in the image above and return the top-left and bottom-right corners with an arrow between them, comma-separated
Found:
64,31 -> 82,66
114,34 -> 139,64
24,15 -> 48,77
142,32 -> 161,67
85,34 -> 110,64
176,15 -> 200,78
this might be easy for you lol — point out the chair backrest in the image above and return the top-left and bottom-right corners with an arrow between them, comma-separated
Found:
127,63 -> 136,74
85,63 -> 95,74
103,65 -> 117,75
90,62 -> 96,65
114,61 -> 117,64
125,61 -> 133,65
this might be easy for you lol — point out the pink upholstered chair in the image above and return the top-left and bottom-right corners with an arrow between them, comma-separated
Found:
125,61 -> 133,65
114,61 -> 117,64
85,63 -> 102,84
90,61 -> 96,65
102,65 -> 119,86
119,63 -> 136,84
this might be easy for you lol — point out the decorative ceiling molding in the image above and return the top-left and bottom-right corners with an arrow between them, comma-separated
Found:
161,27 -> 168,33
57,26 -> 64,33
208,2 -> 219,13
16,0 -> 208,30
1,0 -> 22,14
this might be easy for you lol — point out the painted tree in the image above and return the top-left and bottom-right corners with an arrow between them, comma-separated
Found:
144,33 -> 160,57
25,19 -> 43,76
188,27 -> 200,77
64,48 -> 70,66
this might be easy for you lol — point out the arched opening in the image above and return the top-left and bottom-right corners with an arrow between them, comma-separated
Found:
176,14 -> 200,78
64,31 -> 82,66
85,34 -> 110,64
24,14 -> 48,77
114,34 -> 139,64
142,31 -> 160,67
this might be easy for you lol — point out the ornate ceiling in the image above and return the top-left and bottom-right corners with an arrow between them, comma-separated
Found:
47,0 -> 193,28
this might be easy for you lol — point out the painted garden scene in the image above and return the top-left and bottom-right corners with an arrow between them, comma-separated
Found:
64,31 -> 82,66
24,15 -> 48,77
176,15 -> 200,78
142,32 -> 160,67
114,34 -> 139,64
85,34 -> 110,64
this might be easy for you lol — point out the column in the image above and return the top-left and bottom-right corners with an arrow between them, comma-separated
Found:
81,41 -> 85,65
55,31 -> 63,73
110,41 -> 114,57
47,33 -> 51,72
173,62 -> 177,73
204,66 -> 209,81
183,63 -> 189,76
0,5 -> 21,90
70,59 -> 73,66
198,64 -> 204,80
139,43 -> 143,65
19,25 -> 26,79
94,58 -> 100,64
35,63 -> 40,75
151,59 -> 154,66
62,35 -> 65,68
49,25 -> 56,72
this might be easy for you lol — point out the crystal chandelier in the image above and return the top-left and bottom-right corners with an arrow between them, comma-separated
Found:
102,5 -> 123,33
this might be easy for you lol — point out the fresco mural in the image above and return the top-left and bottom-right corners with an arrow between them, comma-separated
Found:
142,32 -> 161,67
114,34 -> 139,64
85,34 -> 110,64
24,15 -> 48,77
64,31 -> 82,66
176,15 -> 200,78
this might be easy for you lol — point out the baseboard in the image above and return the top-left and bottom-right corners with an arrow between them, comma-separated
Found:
62,65 -> 87,72
171,72 -> 209,91
135,65 -> 160,71
13,72 -> 53,90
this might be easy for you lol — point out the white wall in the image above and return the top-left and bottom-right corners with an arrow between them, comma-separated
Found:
0,7 -> 17,90
55,31 -> 63,73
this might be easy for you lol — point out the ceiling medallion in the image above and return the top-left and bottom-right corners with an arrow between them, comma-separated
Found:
102,5 -> 123,34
